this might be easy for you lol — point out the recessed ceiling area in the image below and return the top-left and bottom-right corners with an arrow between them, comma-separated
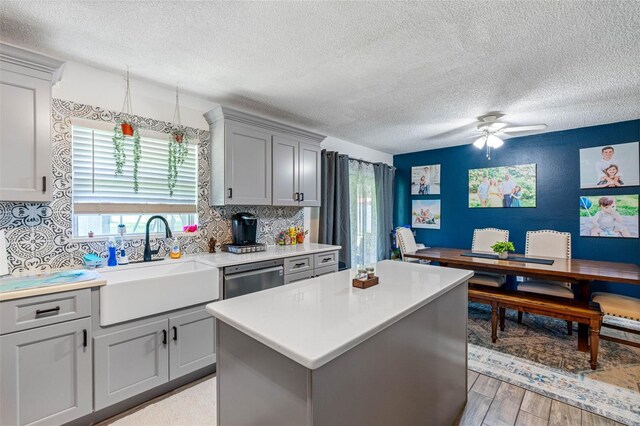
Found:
1,1 -> 639,154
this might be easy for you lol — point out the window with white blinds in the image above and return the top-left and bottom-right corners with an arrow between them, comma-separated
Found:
71,122 -> 198,237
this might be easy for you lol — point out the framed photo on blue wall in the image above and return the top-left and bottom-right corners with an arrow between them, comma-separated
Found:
579,195 -> 638,238
411,164 -> 441,195
412,200 -> 440,229
579,142 -> 639,189
468,163 -> 536,208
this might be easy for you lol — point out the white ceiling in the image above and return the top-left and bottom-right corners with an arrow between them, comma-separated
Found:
1,1 -> 639,154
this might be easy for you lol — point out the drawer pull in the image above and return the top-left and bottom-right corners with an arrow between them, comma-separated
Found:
172,326 -> 178,341
83,329 -> 88,347
294,262 -> 306,268
322,257 -> 332,263
162,329 -> 168,345
35,306 -> 60,317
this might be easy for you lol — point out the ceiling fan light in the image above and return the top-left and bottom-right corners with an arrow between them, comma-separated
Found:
473,136 -> 486,149
487,134 -> 504,148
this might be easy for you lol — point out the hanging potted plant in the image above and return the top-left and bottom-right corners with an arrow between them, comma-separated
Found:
120,120 -> 135,136
171,128 -> 185,143
113,69 -> 142,192
167,85 -> 191,196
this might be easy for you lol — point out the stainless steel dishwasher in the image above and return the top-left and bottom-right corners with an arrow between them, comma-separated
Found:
223,258 -> 284,299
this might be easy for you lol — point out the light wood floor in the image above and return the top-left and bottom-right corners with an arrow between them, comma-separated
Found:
456,370 -> 624,426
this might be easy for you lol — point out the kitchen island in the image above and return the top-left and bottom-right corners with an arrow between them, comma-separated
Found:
206,260 -> 473,426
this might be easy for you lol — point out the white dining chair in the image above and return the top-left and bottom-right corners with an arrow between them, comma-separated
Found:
396,227 -> 427,263
469,228 -> 509,288
517,230 -> 574,333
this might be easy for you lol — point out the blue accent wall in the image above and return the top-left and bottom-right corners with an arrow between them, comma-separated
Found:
393,120 -> 640,297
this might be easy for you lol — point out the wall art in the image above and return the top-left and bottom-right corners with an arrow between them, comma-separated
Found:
468,164 -> 536,208
411,199 -> 440,229
579,142 -> 639,189
411,164 -> 441,195
579,195 -> 638,238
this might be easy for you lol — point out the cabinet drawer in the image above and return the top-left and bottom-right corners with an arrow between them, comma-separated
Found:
315,264 -> 338,277
314,251 -> 338,268
0,289 -> 91,335
284,255 -> 313,275
284,269 -> 315,285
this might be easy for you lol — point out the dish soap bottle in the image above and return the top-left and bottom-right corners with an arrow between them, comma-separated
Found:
107,238 -> 118,267
170,239 -> 182,259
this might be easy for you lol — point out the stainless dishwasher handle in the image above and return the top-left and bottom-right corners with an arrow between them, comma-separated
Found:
225,266 -> 284,280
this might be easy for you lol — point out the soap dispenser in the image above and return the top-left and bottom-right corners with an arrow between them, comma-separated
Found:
107,238 -> 118,267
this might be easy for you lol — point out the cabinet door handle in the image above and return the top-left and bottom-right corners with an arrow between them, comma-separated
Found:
300,192 -> 304,202
42,176 -> 47,193
162,329 -> 168,345
294,192 -> 299,201
83,329 -> 88,347
172,326 -> 178,341
228,188 -> 233,198
35,306 -> 60,317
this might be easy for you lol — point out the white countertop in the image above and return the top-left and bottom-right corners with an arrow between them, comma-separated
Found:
1,244 -> 340,300
194,243 -> 340,268
206,260 -> 473,370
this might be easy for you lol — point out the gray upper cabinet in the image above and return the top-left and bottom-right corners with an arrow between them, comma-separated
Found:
273,136 -> 321,207
0,43 -> 64,202
204,106 -> 325,207
272,135 -> 299,206
297,142 -> 321,207
224,122 -> 273,205
0,318 -> 92,426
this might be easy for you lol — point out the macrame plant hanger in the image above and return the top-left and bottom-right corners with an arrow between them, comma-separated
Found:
113,68 -> 141,192
168,84 -> 190,196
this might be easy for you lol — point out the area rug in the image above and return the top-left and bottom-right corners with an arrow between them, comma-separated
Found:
468,303 -> 640,425
109,376 -> 216,426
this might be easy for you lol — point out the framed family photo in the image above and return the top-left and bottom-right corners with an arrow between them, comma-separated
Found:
411,164 -> 441,195
468,163 -> 536,208
579,195 -> 638,238
412,200 -> 441,229
579,142 -> 639,189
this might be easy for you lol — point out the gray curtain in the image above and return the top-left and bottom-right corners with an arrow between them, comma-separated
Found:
318,150 -> 352,269
374,162 -> 395,261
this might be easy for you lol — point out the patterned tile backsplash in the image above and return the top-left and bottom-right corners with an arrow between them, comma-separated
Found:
0,99 -> 303,274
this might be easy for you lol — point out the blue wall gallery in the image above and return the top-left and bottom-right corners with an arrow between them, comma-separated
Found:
393,119 -> 640,297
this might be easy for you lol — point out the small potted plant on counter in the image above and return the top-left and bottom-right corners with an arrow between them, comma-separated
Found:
490,241 -> 515,259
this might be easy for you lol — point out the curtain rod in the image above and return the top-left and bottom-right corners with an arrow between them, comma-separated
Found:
323,149 -> 394,169
348,156 -> 395,169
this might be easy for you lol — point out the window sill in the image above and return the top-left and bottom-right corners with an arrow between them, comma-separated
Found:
71,231 -> 201,243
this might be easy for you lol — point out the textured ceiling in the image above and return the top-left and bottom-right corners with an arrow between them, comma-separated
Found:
1,1 -> 639,154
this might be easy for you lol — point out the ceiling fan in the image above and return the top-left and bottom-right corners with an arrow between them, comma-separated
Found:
472,114 -> 547,159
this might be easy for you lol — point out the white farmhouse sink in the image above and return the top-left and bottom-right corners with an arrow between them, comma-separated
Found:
99,260 -> 219,326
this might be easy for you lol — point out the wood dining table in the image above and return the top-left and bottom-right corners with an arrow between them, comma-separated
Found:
404,247 -> 640,351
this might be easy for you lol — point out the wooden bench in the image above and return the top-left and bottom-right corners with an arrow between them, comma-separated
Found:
468,286 -> 603,370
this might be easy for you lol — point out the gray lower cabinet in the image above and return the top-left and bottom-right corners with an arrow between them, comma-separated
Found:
0,317 -> 92,426
94,308 -> 216,410
94,319 -> 169,410
169,310 -> 216,380
284,269 -> 315,285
